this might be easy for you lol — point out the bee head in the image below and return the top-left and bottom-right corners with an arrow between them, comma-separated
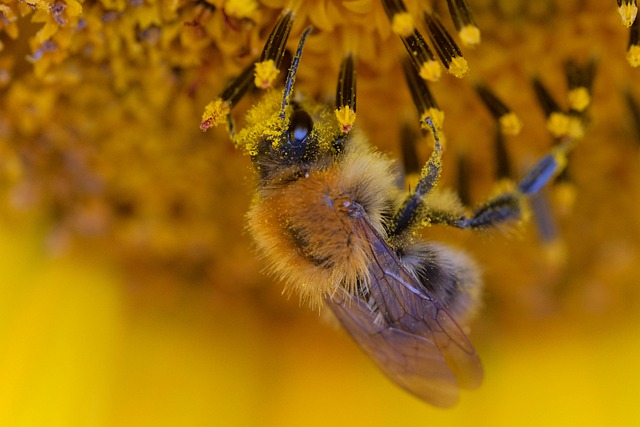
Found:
243,27 -> 344,180
279,106 -> 317,162
232,25 -> 349,182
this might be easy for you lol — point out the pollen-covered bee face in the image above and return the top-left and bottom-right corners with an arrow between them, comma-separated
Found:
202,3 -> 587,407
250,105 -> 325,181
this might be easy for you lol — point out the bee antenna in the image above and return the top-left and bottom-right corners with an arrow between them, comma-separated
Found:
280,26 -> 313,120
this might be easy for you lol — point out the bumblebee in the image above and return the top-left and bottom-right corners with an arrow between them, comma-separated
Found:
202,10 -> 577,407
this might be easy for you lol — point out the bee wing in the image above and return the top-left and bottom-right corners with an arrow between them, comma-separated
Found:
328,291 -> 461,407
327,216 -> 483,406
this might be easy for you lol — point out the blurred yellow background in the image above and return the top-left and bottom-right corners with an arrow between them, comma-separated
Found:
1,223 -> 640,426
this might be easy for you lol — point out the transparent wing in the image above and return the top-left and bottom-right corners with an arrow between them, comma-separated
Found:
327,216 -> 483,406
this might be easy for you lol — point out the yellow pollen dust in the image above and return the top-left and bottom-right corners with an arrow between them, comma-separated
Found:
618,3 -> 638,27
224,0 -> 257,19
419,60 -> 441,82
254,60 -> 280,89
567,87 -> 591,112
421,108 -> 445,132
391,12 -> 415,37
498,112 -> 522,136
459,25 -> 481,47
546,112 -> 570,138
447,56 -> 469,78
335,106 -> 357,133
200,98 -> 230,131
627,45 -> 640,67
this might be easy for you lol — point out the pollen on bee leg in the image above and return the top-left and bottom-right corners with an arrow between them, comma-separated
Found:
446,0 -> 481,47
475,83 -> 522,136
618,0 -> 638,28
627,16 -> 640,67
424,12 -> 469,78
254,10 -> 295,89
421,108 -> 445,133
335,53 -> 357,133
517,140 -> 572,196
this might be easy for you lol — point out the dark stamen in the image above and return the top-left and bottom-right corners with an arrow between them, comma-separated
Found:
424,12 -> 468,78
335,53 -> 357,133
402,58 -> 443,131
475,83 -> 522,135
254,10 -> 295,89
445,0 -> 480,47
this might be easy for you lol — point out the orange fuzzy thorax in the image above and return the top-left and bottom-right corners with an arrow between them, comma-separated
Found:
247,133 -> 398,308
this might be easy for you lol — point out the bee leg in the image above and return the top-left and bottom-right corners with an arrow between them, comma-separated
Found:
392,129 -> 574,234
450,136 -> 575,229
387,55 -> 450,237
389,117 -> 444,237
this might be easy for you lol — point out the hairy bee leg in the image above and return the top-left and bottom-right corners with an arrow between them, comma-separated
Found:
395,132 -> 574,231
389,117 -> 444,236
389,60 -> 446,237
451,137 -> 574,229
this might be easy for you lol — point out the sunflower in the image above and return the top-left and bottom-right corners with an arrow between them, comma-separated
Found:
0,1 -> 639,425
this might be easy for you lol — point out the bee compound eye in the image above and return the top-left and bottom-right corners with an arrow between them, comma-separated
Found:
288,109 -> 313,147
